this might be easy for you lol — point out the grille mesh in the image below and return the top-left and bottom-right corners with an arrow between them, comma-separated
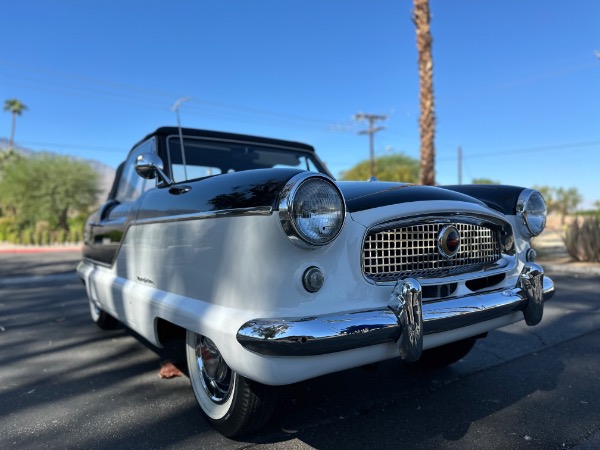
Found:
363,222 -> 501,281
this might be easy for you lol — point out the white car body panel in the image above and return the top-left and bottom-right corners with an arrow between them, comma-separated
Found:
79,197 -> 536,385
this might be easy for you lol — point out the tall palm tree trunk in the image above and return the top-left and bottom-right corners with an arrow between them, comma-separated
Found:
414,0 -> 436,186
10,112 -> 16,148
4,99 -> 27,148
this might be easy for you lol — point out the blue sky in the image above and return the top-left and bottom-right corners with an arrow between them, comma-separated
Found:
1,1 -> 599,207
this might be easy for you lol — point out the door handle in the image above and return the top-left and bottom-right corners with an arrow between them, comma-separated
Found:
169,185 -> 192,195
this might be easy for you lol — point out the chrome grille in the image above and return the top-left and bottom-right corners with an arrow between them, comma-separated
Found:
363,222 -> 502,281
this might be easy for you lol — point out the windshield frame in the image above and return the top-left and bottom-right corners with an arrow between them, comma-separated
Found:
164,134 -> 332,183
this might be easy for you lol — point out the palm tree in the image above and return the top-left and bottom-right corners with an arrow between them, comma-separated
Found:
414,0 -> 436,186
3,98 -> 28,148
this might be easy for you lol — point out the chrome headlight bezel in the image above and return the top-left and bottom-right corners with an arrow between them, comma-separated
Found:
279,173 -> 346,248
516,189 -> 547,237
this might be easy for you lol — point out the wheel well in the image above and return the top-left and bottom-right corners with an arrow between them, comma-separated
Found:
156,318 -> 186,346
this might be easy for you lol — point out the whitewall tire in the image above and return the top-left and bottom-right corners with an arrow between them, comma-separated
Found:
185,330 -> 278,437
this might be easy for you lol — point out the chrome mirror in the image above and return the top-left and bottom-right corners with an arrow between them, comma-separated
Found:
135,153 -> 173,186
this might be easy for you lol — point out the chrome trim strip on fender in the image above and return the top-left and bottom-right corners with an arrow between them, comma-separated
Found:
236,267 -> 554,357
133,206 -> 273,226
89,206 -> 274,269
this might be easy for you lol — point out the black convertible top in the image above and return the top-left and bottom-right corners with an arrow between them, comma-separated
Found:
134,127 -> 316,153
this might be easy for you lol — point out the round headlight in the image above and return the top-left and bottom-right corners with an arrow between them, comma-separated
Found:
516,189 -> 547,237
279,174 -> 345,247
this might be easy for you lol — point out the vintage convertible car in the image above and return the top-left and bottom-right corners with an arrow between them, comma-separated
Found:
78,127 -> 554,437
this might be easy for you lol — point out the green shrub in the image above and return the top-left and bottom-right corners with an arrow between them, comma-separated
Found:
22,229 -> 33,245
35,220 -> 50,234
56,229 -> 67,244
68,214 -> 88,232
576,210 -> 600,219
0,217 -> 17,241
564,217 -> 600,262
67,229 -> 83,244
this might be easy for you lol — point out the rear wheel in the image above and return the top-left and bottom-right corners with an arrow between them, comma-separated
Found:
411,336 -> 478,369
185,331 -> 278,437
89,299 -> 118,330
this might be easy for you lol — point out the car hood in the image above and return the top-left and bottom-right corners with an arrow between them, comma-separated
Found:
336,181 -> 486,213
136,170 -> 494,223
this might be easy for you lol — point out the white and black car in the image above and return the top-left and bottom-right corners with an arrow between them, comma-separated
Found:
78,127 -> 554,437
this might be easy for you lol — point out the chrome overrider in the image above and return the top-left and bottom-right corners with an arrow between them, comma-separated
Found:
236,263 -> 554,358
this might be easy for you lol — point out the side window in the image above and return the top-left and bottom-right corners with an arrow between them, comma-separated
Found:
115,139 -> 156,203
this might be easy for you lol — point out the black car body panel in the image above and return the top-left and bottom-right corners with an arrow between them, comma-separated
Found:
441,184 -> 527,215
339,182 -> 488,213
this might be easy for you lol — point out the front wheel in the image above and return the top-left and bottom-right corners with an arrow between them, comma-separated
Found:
185,331 -> 278,437
89,299 -> 118,330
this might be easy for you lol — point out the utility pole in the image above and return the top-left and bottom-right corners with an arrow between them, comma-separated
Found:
353,112 -> 387,179
458,145 -> 462,185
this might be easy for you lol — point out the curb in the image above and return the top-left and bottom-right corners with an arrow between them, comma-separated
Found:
541,262 -> 600,277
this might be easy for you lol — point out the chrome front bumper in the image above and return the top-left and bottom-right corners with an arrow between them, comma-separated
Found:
236,263 -> 554,358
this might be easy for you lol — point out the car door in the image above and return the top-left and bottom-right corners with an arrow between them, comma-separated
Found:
87,138 -> 156,320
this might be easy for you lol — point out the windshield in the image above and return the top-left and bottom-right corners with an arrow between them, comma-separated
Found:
166,136 -> 329,182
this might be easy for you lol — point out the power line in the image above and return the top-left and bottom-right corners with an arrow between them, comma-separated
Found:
438,140 -> 600,162
12,138 -> 599,163
0,60 -> 348,128
1,72 -> 356,130
16,140 -> 122,153
0,76 -> 176,112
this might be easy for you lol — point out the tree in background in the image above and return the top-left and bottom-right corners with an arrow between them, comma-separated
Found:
414,0 -> 436,186
555,187 -> 582,225
339,153 -> 419,182
533,185 -> 558,216
0,154 -> 100,231
0,147 -> 20,169
3,98 -> 28,148
533,185 -> 582,225
472,178 -> 500,185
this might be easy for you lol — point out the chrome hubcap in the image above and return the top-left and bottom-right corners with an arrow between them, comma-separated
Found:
195,335 -> 233,404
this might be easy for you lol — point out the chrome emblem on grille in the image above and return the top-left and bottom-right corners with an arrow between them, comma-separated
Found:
438,226 -> 461,259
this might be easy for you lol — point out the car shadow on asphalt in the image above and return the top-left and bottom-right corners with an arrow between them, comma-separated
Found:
246,345 -> 568,448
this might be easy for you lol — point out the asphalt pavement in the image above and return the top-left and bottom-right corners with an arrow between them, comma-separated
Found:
0,251 -> 599,449
0,250 -> 81,286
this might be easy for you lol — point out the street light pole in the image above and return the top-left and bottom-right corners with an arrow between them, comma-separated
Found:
172,97 -> 190,180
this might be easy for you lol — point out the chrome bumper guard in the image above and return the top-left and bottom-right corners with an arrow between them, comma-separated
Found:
236,263 -> 554,358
